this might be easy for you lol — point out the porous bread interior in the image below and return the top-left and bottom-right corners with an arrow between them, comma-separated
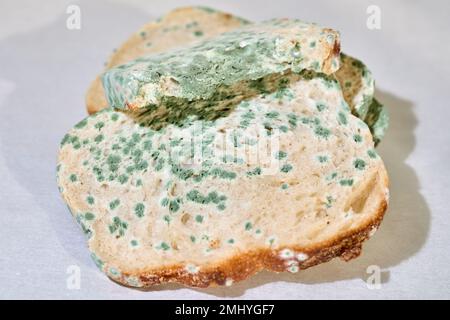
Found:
86,6 -> 248,113
59,72 -> 386,277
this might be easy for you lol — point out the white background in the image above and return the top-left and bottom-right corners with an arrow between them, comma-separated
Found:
0,0 -> 449,299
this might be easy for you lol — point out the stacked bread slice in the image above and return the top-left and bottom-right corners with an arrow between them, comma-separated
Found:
58,7 -> 389,288
86,7 -> 388,143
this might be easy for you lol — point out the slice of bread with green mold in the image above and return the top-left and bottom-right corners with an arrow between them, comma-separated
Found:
86,7 -> 387,144
334,53 -> 388,144
58,70 -> 388,288
101,18 -> 341,112
335,53 -> 374,119
86,6 -> 250,114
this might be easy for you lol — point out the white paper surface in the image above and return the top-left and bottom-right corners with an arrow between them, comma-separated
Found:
0,0 -> 449,299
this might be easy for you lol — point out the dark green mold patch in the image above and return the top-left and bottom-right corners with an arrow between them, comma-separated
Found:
84,212 -> 95,220
327,172 -> 338,180
193,30 -> 204,37
275,151 -> 287,160
213,168 -> 237,180
86,196 -> 95,205
197,6 -> 216,13
353,159 -> 366,170
134,203 -> 145,218
339,179 -> 354,186
157,242 -> 171,251
163,215 -> 171,225
169,198 -> 182,213
265,111 -> 279,119
161,198 -> 169,207
186,190 -> 226,210
280,164 -> 293,173
367,149 -> 378,159
338,112 -> 348,125
75,214 -> 92,238
94,134 -> 104,143
74,119 -> 88,129
94,121 -> 105,130
106,155 -> 121,172
247,167 -> 262,176
90,253 -> 104,270
195,215 -> 204,223
314,125 -> 331,139
109,199 -> 120,210
317,155 -> 328,163
316,102 -> 327,112
108,216 -> 128,238
324,195 -> 334,208
353,134 -> 363,143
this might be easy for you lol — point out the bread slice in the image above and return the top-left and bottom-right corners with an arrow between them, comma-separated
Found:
101,19 -> 340,111
86,6 -> 250,114
86,8 -> 388,144
58,70 -> 389,288
334,53 -> 388,144
335,53 -> 374,119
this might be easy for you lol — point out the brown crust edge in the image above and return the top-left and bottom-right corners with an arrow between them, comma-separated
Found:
106,169 -> 388,288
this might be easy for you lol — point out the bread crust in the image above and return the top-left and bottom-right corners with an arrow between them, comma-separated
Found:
107,167 -> 388,288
